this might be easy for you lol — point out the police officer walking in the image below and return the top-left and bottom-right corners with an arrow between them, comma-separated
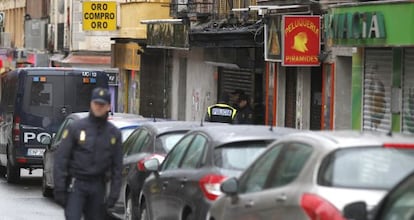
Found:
53,87 -> 122,220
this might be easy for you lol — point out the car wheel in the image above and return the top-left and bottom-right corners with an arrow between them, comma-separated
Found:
42,172 -> 53,197
0,166 -> 6,177
183,211 -> 194,220
125,191 -> 139,220
6,160 -> 20,183
140,200 -> 149,220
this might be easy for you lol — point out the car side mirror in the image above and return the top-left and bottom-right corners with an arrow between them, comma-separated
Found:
343,201 -> 367,220
221,177 -> 239,195
144,158 -> 160,174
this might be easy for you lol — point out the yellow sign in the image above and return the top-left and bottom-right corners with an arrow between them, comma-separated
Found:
83,1 -> 117,31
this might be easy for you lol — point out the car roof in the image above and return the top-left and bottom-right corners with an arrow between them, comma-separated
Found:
137,121 -> 227,135
279,130 -> 414,149
68,112 -> 149,129
187,125 -> 297,147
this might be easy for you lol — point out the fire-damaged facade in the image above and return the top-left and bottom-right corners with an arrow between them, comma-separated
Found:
143,0 -> 266,122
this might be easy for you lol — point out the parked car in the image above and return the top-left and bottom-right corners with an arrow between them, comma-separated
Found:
0,67 -> 109,183
110,121 -> 226,220
344,170 -> 414,220
140,125 -> 297,220
207,131 -> 414,220
41,112 -> 149,197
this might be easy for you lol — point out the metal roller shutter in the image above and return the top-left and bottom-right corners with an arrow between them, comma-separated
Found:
363,48 -> 392,132
219,67 -> 254,99
402,48 -> 414,134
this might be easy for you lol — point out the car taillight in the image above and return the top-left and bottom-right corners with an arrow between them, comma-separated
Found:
136,154 -> 165,171
199,174 -> 226,201
300,193 -> 345,220
383,143 -> 414,149
13,116 -> 21,142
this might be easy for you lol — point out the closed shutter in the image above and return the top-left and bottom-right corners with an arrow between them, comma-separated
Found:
402,48 -> 414,134
219,67 -> 254,100
363,48 -> 392,132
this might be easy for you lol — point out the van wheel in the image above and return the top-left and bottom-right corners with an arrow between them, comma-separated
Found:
6,160 -> 20,183
42,172 -> 53,197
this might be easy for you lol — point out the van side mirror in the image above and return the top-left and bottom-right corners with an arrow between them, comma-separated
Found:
343,201 -> 367,220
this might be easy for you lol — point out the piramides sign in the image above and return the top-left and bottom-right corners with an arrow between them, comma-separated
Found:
282,16 -> 321,66
83,1 -> 117,31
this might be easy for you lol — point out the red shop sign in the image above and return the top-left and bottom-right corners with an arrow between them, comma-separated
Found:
282,16 -> 321,66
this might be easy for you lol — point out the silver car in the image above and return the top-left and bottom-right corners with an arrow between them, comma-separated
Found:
208,130 -> 414,220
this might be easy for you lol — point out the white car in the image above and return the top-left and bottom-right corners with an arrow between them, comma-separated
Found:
208,130 -> 414,220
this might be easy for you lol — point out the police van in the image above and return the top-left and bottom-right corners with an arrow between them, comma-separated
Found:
0,67 -> 108,183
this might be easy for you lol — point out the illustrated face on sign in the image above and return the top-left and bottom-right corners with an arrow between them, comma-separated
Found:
292,32 -> 308,53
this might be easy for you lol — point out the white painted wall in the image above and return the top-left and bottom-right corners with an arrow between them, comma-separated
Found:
171,48 -> 217,121
70,0 -> 123,51
296,67 -> 311,130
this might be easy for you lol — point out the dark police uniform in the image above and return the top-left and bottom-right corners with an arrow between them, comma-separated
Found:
54,88 -> 122,220
235,105 -> 254,124
205,103 -> 237,123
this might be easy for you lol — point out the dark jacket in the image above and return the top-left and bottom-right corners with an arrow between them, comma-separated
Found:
53,113 -> 123,200
235,105 -> 254,124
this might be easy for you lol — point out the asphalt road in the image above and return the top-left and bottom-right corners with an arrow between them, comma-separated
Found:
0,169 -> 65,220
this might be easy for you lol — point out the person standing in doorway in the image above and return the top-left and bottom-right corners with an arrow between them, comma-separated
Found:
53,87 -> 122,220
235,93 -> 254,124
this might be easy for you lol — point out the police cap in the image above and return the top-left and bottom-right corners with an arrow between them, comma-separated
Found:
91,87 -> 111,104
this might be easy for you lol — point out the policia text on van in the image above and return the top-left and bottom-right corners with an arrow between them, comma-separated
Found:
0,67 -> 109,183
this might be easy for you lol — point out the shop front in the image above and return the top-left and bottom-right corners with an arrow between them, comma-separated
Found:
111,41 -> 141,114
326,1 -> 414,133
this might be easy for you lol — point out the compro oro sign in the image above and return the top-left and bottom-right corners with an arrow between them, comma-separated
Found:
282,16 -> 321,66
83,1 -> 117,31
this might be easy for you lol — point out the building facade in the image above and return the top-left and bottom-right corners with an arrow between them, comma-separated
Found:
326,0 -> 414,134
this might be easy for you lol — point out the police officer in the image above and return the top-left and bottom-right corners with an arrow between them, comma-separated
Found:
53,87 -> 122,220
234,93 -> 254,124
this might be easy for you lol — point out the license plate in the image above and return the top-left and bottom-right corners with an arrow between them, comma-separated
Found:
27,148 -> 45,157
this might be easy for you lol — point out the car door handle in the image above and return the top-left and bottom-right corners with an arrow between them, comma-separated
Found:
180,178 -> 188,188
275,194 -> 287,202
162,181 -> 169,190
244,200 -> 255,208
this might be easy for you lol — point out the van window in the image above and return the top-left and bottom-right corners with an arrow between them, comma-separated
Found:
30,82 -> 52,106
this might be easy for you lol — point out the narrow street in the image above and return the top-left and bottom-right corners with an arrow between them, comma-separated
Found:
0,169 -> 64,220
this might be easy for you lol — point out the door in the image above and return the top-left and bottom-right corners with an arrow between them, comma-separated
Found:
321,64 -> 334,130
285,68 -> 297,128
169,134 -> 208,219
44,117 -> 74,188
222,142 -> 313,220
148,134 -> 195,219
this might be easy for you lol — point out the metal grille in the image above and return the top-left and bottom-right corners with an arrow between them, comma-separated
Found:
363,48 -> 392,133
402,48 -> 414,134
219,67 -> 253,99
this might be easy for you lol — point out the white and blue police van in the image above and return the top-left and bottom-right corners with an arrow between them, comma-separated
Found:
0,67 -> 109,183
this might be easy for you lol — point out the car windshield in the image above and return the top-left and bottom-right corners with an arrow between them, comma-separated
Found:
214,141 -> 270,171
318,147 -> 414,190
159,133 -> 186,152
